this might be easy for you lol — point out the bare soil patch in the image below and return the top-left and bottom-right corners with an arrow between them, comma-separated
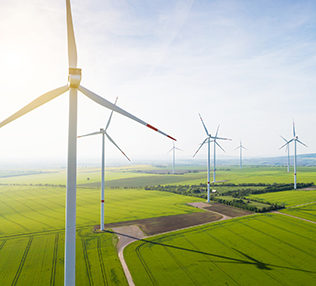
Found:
138,212 -> 221,235
302,186 -> 316,191
204,203 -> 253,217
95,212 -> 222,236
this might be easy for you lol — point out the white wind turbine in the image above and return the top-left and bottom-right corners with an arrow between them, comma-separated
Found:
234,141 -> 247,169
0,1 -> 176,285
78,97 -> 130,232
280,122 -> 307,189
168,142 -> 182,174
280,136 -> 290,172
193,114 -> 231,202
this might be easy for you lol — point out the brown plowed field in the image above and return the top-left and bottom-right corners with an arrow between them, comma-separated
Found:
204,203 -> 252,217
96,212 -> 222,235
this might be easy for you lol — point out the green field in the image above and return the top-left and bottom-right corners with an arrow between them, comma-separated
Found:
0,167 -> 207,285
0,165 -> 316,285
282,203 -> 316,222
125,213 -> 316,285
0,185 -> 204,237
1,166 -> 314,188
0,228 -> 127,286
215,195 -> 271,210
247,190 -> 316,207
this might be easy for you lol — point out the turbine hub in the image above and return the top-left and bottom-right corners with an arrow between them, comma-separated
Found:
100,128 -> 104,132
68,68 -> 82,88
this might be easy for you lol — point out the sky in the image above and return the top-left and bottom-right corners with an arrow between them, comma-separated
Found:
0,0 -> 315,167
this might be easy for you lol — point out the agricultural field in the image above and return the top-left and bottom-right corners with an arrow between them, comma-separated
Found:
0,165 -> 316,285
0,185 -> 204,237
0,228 -> 127,286
247,189 -> 316,207
171,166 -> 316,185
125,213 -> 316,286
215,195 -> 271,211
281,203 -> 316,222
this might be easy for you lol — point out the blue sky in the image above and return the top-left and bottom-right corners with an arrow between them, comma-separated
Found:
0,0 -> 315,166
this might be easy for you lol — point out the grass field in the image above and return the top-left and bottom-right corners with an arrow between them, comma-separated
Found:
125,213 -> 316,286
247,190 -> 316,207
0,185 -> 204,237
1,166 -> 314,188
281,203 -> 316,222
0,228 -> 127,286
0,168 -> 206,286
0,165 -> 315,285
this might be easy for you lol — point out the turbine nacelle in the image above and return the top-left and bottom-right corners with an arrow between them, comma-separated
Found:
68,68 -> 82,88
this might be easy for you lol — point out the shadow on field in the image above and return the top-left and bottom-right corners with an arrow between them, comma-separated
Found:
106,230 -> 316,274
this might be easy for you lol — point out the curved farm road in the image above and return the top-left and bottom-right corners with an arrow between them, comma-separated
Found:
114,202 -> 251,286
114,225 -> 145,286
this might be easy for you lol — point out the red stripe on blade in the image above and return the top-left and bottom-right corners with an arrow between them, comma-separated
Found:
167,135 -> 176,141
101,200 -> 104,203
146,124 -> 158,132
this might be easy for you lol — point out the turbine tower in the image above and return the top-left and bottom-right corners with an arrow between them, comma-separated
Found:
280,122 -> 307,189
0,1 -> 176,285
280,136 -> 290,172
78,97 -> 130,231
234,141 -> 247,169
193,114 -> 231,202
168,142 -> 182,174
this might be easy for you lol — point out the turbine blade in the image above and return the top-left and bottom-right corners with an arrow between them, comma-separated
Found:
198,113 -> 209,135
216,136 -> 232,141
293,121 -> 296,137
77,131 -> 101,138
168,147 -> 174,153
242,146 -> 247,150
105,97 -> 118,131
175,147 -> 183,151
79,85 -> 176,141
215,124 -> 220,137
215,141 -> 225,152
280,135 -> 288,143
297,139 -> 307,147
279,139 -> 293,149
105,133 -> 131,161
66,0 -> 77,68
234,146 -> 240,150
0,85 -> 69,128
193,138 -> 208,157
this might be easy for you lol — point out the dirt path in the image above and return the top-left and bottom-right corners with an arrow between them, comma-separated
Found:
188,202 -> 232,220
113,225 -> 145,286
287,201 -> 316,209
274,211 -> 316,224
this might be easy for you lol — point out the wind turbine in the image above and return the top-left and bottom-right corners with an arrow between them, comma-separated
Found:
193,114 -> 231,202
168,142 -> 182,174
0,1 -> 176,285
280,136 -> 290,172
234,141 -> 247,169
78,97 -> 130,232
280,122 -> 307,189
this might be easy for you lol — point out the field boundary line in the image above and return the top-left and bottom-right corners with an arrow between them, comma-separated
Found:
97,237 -> 108,286
287,201 -> 316,209
275,211 -> 316,224
50,233 -> 59,286
81,238 -> 94,286
11,236 -> 33,286
0,240 -> 6,250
